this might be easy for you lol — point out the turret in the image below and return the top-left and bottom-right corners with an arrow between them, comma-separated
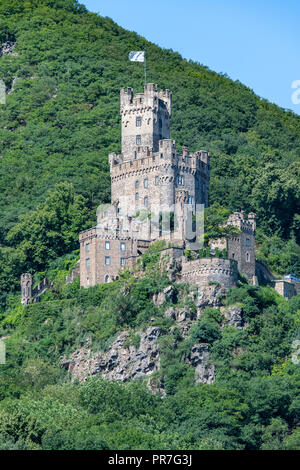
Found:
120,83 -> 172,161
21,273 -> 32,305
248,212 -> 257,232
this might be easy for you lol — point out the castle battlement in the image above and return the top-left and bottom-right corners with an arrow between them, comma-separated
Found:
78,83 -> 211,288
120,83 -> 171,115
226,211 -> 256,233
181,257 -> 238,289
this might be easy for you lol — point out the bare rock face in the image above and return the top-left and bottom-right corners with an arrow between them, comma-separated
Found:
62,326 -> 161,383
153,285 -> 176,307
0,42 -> 17,57
196,285 -> 227,312
220,305 -> 244,328
186,344 -> 216,384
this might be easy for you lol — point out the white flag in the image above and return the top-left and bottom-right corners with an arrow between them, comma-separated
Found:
129,51 -> 145,62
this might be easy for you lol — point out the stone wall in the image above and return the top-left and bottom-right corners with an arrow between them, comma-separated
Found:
273,280 -> 297,300
181,257 -> 238,289
210,211 -> 256,281
120,84 -> 171,160
21,273 -> 51,305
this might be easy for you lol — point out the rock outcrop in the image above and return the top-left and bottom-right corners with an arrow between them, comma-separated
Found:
221,305 -> 244,328
62,326 -> 161,383
186,343 -> 215,384
152,285 -> 176,306
0,41 -> 17,57
196,285 -> 227,311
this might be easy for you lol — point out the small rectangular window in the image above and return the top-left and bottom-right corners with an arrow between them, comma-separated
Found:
144,197 -> 148,208
120,258 -> 126,267
105,256 -> 111,266
246,238 -> 250,247
120,242 -> 126,252
105,241 -> 110,250
135,180 -> 139,189
135,192 -> 139,201
144,178 -> 148,188
136,135 -> 141,145
85,243 -> 90,252
136,116 -> 142,127
86,258 -> 90,268
177,175 -> 184,185
155,176 -> 159,186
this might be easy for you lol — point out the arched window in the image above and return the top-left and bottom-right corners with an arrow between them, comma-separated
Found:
105,275 -> 110,283
246,253 -> 250,262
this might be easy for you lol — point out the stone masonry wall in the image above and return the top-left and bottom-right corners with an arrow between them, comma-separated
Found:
181,257 -> 238,289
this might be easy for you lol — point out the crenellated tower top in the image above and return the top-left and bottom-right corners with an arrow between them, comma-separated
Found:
120,83 -> 172,161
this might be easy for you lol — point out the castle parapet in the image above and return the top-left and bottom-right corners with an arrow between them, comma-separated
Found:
181,257 -> 238,289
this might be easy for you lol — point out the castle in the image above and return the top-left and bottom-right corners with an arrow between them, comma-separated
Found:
21,83 -> 300,305
78,83 -> 256,290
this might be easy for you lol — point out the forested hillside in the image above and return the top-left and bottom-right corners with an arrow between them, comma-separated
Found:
0,0 -> 299,307
0,243 -> 299,450
0,0 -> 300,451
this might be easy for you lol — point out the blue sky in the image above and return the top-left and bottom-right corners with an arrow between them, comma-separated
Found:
81,0 -> 300,115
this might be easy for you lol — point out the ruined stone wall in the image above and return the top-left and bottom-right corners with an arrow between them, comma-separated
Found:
21,273 -> 51,305
273,280 -> 297,300
181,257 -> 238,289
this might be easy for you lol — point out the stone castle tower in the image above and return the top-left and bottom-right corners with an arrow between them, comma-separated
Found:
109,84 -> 210,218
79,83 -> 210,287
21,84 -> 299,302
78,83 -> 256,289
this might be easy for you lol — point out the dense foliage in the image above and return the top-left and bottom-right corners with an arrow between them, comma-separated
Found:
0,256 -> 299,450
0,0 -> 299,451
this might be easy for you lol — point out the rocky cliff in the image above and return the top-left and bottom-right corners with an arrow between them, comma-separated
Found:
61,284 -> 245,389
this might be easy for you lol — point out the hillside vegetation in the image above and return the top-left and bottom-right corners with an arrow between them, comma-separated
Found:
0,247 -> 299,450
0,0 -> 299,451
